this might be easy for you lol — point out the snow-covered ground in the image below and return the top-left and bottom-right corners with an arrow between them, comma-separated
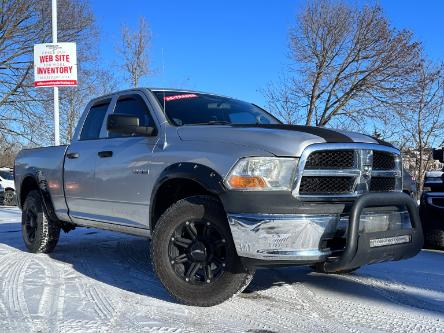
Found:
0,207 -> 443,333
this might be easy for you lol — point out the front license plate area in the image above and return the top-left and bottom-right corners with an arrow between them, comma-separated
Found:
369,235 -> 411,248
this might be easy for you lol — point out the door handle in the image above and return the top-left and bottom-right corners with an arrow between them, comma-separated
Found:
66,152 -> 80,159
98,150 -> 113,158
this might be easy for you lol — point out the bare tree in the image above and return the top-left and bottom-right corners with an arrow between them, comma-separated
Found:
0,0 -> 118,148
0,0 -> 97,145
0,138 -> 21,167
264,0 -> 421,127
263,79 -> 302,125
118,17 -> 151,87
392,61 -> 444,193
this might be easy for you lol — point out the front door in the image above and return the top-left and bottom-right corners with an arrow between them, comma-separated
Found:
92,92 -> 160,228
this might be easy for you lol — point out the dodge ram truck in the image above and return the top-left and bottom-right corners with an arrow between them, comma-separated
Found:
14,88 -> 423,306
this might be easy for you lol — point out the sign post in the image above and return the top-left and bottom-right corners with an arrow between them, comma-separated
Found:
52,0 -> 59,146
33,0 -> 78,146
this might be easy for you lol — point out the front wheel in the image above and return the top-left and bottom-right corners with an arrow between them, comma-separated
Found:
22,190 -> 60,253
151,195 -> 254,306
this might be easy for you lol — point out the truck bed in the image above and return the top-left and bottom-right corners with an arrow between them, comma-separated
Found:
15,145 -> 69,220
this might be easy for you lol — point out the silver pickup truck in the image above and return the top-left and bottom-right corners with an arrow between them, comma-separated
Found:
15,88 -> 423,306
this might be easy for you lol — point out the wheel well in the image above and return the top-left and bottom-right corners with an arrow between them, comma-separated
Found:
151,178 -> 220,230
20,176 -> 39,206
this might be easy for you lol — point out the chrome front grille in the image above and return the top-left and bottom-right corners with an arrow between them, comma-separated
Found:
299,176 -> 355,194
305,150 -> 355,169
293,143 -> 402,199
370,176 -> 396,192
373,151 -> 396,170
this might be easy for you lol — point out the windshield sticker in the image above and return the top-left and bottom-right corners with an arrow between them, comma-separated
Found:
164,94 -> 198,102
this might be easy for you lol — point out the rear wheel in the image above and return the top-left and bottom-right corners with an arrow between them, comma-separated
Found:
22,190 -> 60,253
3,189 -> 17,206
151,195 -> 254,306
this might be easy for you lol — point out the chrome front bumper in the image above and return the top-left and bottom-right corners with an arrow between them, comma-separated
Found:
227,213 -> 337,261
227,208 -> 413,262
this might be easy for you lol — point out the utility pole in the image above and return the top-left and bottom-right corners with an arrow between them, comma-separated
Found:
52,0 -> 60,146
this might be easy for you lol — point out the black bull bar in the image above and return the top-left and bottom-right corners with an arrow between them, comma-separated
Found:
322,192 -> 423,273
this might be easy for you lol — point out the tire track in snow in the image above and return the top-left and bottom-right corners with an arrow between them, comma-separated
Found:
35,256 -> 62,318
257,268 -> 444,333
323,295 -> 444,333
24,255 -> 68,333
77,246 -> 118,322
0,253 -> 19,322
75,238 -> 137,330
58,319 -> 102,332
307,272 -> 444,333
345,272 -> 444,313
84,285 -> 116,320
2,254 -> 32,331
266,269 -> 352,333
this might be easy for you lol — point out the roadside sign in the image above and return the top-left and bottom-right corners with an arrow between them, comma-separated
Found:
34,42 -> 77,87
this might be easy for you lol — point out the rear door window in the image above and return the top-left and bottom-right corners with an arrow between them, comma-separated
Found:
80,101 -> 110,140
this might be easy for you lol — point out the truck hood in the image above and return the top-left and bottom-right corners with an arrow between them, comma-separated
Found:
177,124 -> 384,157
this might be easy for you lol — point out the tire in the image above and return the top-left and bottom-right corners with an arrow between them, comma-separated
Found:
22,190 -> 60,253
151,195 -> 255,306
424,229 -> 444,249
3,189 -> 17,206
312,262 -> 359,274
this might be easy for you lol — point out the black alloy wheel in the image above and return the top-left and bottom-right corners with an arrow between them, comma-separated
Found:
168,219 -> 227,285
22,190 -> 60,253
23,208 -> 38,243
151,195 -> 255,306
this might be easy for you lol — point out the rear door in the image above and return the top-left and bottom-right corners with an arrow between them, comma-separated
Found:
64,98 -> 113,222
91,92 -> 160,228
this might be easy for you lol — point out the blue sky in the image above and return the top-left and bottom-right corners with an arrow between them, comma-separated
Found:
89,0 -> 444,108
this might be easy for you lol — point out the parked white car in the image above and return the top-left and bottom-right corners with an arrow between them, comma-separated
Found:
0,167 -> 16,206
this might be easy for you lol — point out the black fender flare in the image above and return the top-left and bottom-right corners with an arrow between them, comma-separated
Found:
20,171 -> 59,222
149,162 -> 226,229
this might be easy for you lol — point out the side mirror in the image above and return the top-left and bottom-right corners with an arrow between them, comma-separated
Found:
432,148 -> 444,163
107,114 -> 155,136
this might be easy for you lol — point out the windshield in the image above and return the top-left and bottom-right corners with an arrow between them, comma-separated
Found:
153,91 -> 281,126
0,171 -> 13,180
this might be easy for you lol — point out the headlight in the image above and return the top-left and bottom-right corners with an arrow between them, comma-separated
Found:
225,157 -> 298,191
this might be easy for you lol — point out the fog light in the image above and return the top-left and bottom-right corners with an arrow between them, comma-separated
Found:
337,211 -> 411,234
359,211 -> 411,233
